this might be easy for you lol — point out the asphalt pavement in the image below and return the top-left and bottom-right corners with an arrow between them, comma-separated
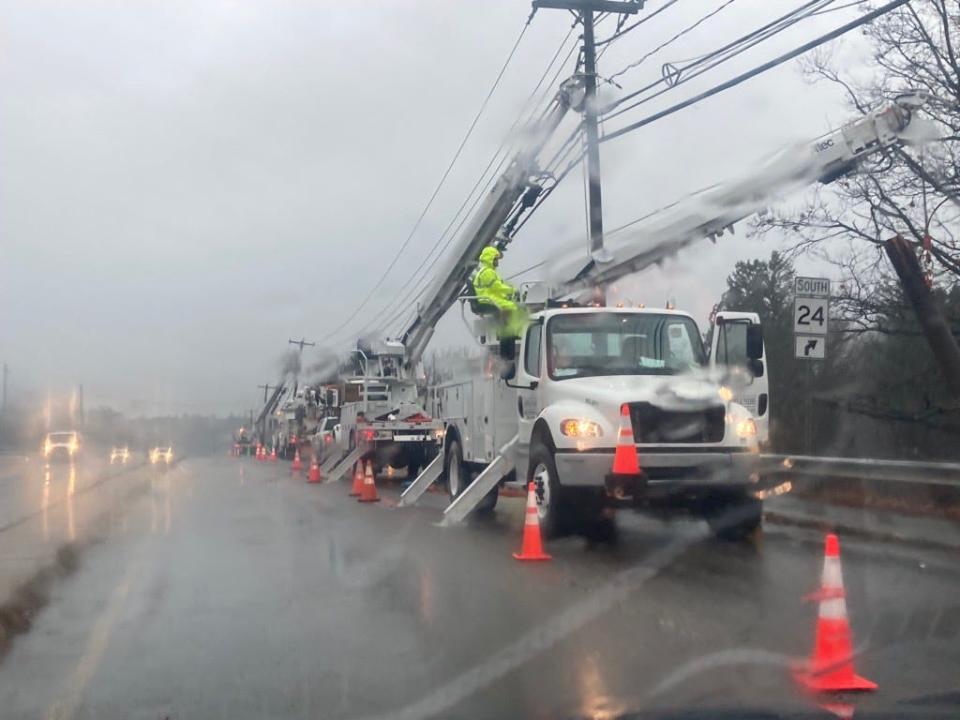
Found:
0,456 -> 957,719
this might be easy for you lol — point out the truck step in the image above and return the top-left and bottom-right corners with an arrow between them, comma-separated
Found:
398,454 -> 443,507
324,446 -> 363,484
440,436 -> 517,526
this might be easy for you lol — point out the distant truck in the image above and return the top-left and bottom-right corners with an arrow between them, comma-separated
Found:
44,431 -> 81,462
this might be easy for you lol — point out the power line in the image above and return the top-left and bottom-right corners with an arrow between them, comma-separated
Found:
497,0 -> 893,241
369,28 -> 585,340
596,0 -> 681,48
602,0 -> 834,119
319,18 -> 532,343
600,0 -> 910,144
810,0 -> 871,15
363,24 -> 581,340
607,0 -> 738,82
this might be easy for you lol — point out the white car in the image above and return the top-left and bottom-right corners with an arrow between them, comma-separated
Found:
110,446 -> 131,464
311,416 -> 341,462
149,446 -> 174,465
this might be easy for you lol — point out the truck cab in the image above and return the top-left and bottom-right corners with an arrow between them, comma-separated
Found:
500,305 -> 766,537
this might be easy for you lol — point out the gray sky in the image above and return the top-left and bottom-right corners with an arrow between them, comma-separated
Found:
1,0 -> 872,415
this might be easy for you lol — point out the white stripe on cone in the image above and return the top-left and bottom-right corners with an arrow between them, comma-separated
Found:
819,556 -> 847,620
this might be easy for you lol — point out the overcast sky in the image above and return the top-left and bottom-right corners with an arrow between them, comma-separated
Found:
0,0 -> 873,416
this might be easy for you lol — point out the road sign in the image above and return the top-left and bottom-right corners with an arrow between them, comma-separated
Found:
796,335 -> 826,359
794,276 -> 830,359
794,297 -> 828,336
795,276 -> 831,298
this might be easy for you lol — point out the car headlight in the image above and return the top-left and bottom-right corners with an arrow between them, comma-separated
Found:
718,385 -> 733,402
560,419 -> 603,438
736,418 -> 757,438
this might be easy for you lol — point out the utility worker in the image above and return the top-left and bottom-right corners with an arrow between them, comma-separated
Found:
471,245 -> 525,338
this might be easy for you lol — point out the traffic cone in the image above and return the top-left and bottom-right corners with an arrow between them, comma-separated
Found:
291,448 -> 303,473
349,461 -> 363,497
512,482 -> 551,562
612,404 -> 640,475
269,447 -> 277,462
256,444 -> 264,461
307,459 -> 321,483
794,533 -> 877,693
357,460 -> 380,503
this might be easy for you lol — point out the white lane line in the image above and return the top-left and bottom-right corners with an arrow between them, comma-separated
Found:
44,561 -> 144,720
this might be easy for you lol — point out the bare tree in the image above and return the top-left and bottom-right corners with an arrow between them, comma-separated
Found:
756,0 -> 960,288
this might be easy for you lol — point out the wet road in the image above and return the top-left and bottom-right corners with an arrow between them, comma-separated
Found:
0,453 -> 138,531
0,456 -> 957,719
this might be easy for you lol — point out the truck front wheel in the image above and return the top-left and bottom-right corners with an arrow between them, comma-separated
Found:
528,441 -> 573,538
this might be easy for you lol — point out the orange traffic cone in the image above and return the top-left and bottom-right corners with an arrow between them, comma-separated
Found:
612,404 -> 640,475
307,459 -> 321,483
291,448 -> 303,473
269,447 -> 277,462
794,534 -> 877,693
513,482 -> 551,561
349,461 -> 364,497
357,460 -> 380,503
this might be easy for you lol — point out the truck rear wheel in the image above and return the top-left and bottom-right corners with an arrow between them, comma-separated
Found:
445,439 -> 497,515
706,492 -> 762,541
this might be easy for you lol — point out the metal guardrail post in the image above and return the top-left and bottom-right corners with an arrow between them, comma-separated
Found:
759,454 -> 960,487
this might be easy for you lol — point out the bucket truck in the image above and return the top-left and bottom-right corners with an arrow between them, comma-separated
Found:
397,93 -> 926,538
325,78 -> 585,482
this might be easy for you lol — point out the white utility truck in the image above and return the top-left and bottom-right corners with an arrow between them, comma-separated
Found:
320,80 -> 925,538
410,92 -> 926,537
430,304 -> 767,537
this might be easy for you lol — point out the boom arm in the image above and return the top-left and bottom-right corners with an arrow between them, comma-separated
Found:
255,382 -> 287,438
399,80 -> 580,371
550,94 -> 927,296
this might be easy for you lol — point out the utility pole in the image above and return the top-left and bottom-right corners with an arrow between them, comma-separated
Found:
1,363 -> 7,415
533,1 -> 640,305
288,338 -> 316,354
258,383 -> 278,403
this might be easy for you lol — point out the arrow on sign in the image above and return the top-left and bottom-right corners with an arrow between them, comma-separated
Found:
804,339 -> 818,356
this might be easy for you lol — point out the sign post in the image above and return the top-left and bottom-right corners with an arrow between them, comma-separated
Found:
793,276 -> 830,453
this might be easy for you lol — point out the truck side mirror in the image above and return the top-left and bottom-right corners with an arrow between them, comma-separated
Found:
499,337 -> 517,361
748,359 -> 764,378
746,324 -> 764,360
500,360 -> 517,381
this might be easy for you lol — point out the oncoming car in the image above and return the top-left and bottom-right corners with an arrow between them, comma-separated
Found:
44,431 -> 81,461
110,446 -> 131,464
149,446 -> 174,465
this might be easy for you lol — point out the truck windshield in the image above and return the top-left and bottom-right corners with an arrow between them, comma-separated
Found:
546,312 -> 706,380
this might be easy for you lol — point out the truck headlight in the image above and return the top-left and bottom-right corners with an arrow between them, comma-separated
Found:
736,418 -> 757,438
718,386 -> 733,402
560,419 -> 603,438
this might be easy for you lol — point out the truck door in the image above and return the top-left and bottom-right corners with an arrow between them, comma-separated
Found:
513,319 -> 543,477
709,312 -> 770,445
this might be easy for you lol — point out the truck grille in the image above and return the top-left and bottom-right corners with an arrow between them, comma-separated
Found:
627,402 -> 725,443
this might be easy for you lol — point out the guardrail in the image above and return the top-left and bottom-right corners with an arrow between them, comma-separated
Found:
759,454 -> 960,488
